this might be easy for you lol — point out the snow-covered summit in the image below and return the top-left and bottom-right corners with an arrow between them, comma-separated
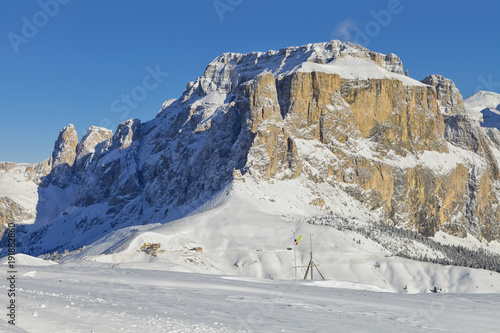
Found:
465,91 -> 500,115
465,90 -> 500,112
299,56 -> 423,86
187,40 -> 406,98
464,91 -> 500,131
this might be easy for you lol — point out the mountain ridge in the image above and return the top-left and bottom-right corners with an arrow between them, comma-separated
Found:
2,40 -> 500,256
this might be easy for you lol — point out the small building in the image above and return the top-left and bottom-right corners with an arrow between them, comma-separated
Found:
140,243 -> 161,256
148,243 -> 161,250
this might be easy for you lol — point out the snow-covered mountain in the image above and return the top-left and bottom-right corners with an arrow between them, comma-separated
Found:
464,90 -> 500,127
2,40 -> 500,265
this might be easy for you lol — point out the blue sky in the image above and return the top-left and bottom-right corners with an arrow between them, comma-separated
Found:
1,0 -> 499,163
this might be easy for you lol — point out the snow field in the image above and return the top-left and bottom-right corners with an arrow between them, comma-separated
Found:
2,263 -> 500,332
58,182 -> 500,295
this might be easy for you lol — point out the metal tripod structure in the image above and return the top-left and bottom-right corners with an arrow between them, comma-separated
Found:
293,234 -> 325,280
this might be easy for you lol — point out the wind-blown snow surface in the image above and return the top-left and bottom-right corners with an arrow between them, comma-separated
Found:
298,57 -> 424,86
1,262 -> 500,332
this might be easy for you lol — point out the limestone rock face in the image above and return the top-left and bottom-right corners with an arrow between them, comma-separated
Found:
26,159 -> 53,185
3,40 -> 500,255
241,70 -> 468,237
75,126 -> 113,173
443,115 -> 500,240
381,53 -> 404,74
0,197 -> 35,235
445,115 -> 500,179
52,124 -> 78,167
49,124 -> 78,188
76,119 -> 142,209
342,78 -> 447,154
0,161 -> 51,236
486,127 -> 500,150
421,74 -> 466,116
0,197 -> 34,224
0,162 -> 16,173
393,164 -> 469,237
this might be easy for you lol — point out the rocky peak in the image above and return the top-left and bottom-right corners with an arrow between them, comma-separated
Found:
463,91 -> 500,126
381,53 -> 404,74
50,124 -> 78,188
160,99 -> 177,111
75,126 -> 113,173
112,119 -> 141,150
465,91 -> 500,112
52,124 -> 78,167
421,74 -> 466,115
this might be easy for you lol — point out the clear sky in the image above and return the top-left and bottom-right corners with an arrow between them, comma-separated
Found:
1,0 -> 499,163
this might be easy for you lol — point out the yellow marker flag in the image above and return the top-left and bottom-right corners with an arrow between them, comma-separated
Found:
295,235 -> 302,246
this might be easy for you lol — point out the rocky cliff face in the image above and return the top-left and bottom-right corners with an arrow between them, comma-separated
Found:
2,40 -> 500,255
0,197 -> 35,235
0,161 -> 49,236
421,74 -> 466,116
75,126 -> 113,173
48,124 -> 79,188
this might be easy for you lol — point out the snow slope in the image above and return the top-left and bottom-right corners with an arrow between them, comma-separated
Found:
2,263 -> 500,333
56,179 -> 500,295
0,254 -> 56,266
298,56 -> 424,86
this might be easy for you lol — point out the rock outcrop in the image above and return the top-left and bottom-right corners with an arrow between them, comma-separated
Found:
48,124 -> 79,188
0,197 -> 36,235
75,126 -> 113,173
421,74 -> 466,116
